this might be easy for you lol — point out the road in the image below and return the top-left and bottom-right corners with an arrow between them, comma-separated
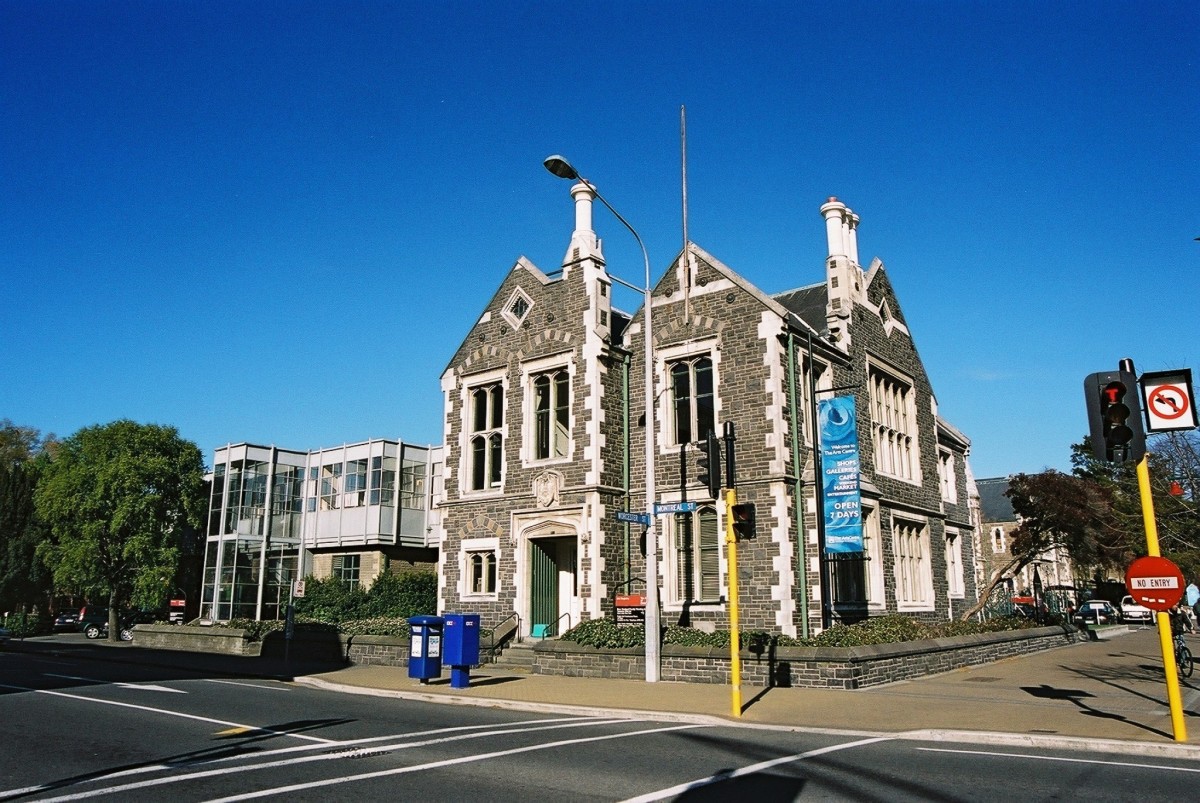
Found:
3,643 -> 1200,801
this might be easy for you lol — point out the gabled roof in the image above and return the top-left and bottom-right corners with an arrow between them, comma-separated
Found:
976,476 -> 1015,523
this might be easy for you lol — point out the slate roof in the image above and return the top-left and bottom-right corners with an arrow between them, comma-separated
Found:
976,477 -> 1015,523
772,283 -> 827,332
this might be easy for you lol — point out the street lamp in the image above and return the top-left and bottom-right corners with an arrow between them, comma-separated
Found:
543,154 -> 661,682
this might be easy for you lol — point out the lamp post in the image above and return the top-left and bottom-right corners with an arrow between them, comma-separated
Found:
543,154 -> 660,682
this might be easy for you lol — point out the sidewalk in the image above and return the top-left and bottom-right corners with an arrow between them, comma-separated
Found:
294,626 -> 1200,757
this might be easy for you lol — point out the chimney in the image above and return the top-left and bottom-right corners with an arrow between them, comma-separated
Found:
563,181 -> 601,265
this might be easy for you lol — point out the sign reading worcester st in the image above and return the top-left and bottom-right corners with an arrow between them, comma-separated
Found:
1125,555 -> 1186,612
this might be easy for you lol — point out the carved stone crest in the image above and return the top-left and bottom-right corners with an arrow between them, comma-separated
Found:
533,470 -> 563,508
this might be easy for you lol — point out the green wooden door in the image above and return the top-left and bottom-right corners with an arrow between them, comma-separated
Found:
530,539 -> 559,635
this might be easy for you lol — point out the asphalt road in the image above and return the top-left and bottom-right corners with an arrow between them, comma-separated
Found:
4,644 -> 1200,801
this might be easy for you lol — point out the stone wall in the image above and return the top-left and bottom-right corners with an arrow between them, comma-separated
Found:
528,625 -> 1077,689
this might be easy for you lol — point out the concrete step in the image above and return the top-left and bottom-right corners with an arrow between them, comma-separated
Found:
488,641 -> 536,673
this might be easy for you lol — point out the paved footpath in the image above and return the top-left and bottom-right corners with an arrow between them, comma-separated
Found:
295,627 -> 1200,758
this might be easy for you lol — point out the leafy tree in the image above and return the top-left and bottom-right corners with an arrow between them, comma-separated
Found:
34,421 -> 205,640
962,469 -> 1127,619
0,452 -> 53,612
0,418 -> 52,467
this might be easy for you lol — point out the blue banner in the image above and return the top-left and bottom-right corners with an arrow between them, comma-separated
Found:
819,396 -> 863,553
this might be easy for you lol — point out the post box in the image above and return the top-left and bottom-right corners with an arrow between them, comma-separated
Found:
443,613 -> 481,689
407,615 -> 445,683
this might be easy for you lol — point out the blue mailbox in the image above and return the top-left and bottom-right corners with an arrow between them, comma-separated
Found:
442,613 -> 481,689
407,615 -> 445,683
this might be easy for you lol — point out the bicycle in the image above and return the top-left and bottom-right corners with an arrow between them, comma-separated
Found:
1175,633 -> 1194,679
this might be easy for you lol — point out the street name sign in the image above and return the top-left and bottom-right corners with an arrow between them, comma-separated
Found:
616,511 -> 651,526
654,502 -> 697,515
1125,555 -> 1185,611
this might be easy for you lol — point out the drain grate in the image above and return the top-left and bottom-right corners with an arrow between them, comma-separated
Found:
963,676 -> 1002,683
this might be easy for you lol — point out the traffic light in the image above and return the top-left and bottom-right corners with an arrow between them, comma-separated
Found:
730,502 -> 755,540
1084,370 -> 1146,463
696,430 -> 721,499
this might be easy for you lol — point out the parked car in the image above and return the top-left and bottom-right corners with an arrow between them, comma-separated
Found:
51,610 -> 79,632
0,624 -> 10,645
76,605 -> 109,632
80,608 -> 159,640
1120,595 -> 1153,624
1075,599 -> 1119,625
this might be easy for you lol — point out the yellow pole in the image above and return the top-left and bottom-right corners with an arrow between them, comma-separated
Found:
1137,455 -> 1187,742
725,487 -> 741,717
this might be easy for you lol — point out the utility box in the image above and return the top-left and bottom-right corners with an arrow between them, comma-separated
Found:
443,613 -> 481,689
407,615 -> 445,683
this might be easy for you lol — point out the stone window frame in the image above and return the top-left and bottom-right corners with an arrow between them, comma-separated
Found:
798,353 -> 832,447
460,368 -> 507,496
461,537 -> 500,600
501,286 -> 534,330
892,515 -> 934,611
664,503 -> 723,608
520,351 -> 575,466
658,338 -> 720,449
829,501 -> 886,608
992,526 -> 1007,554
867,358 -> 920,485
937,448 -> 957,503
945,527 -> 965,599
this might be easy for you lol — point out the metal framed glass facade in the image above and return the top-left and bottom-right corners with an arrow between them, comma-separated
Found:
201,439 -> 441,621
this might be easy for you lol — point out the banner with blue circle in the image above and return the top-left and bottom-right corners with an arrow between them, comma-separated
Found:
818,396 -> 863,554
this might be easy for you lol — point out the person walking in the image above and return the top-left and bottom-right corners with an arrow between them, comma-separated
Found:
1188,581 -> 1200,627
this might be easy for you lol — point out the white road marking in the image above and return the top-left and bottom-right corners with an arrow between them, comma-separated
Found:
917,746 -> 1200,772
24,718 -> 679,801
0,715 -> 621,800
0,682 -> 337,743
205,723 -> 703,802
200,678 -> 291,692
620,735 -> 895,802
44,673 -> 186,693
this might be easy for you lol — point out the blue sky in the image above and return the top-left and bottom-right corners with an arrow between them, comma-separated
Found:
2,1 -> 1196,480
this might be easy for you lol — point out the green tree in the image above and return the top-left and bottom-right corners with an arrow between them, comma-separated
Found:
0,446 -> 53,612
35,421 -> 205,640
962,469 -> 1126,619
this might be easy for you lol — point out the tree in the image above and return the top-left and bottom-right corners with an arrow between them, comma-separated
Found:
34,421 -> 206,640
0,450 -> 53,612
962,470 -> 1128,619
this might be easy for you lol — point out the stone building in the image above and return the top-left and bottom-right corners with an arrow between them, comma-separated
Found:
436,185 -> 979,638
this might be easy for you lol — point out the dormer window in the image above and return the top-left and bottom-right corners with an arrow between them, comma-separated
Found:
502,288 -> 534,329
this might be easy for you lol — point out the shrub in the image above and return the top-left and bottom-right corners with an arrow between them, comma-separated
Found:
563,613 -> 1041,651
363,571 -> 437,620
338,617 -> 411,637
561,618 -> 646,648
292,576 -> 370,623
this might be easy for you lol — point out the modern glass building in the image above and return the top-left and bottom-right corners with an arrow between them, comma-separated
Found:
202,439 -> 442,621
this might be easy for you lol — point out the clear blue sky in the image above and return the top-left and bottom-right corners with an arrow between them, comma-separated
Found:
2,1 -> 1197,480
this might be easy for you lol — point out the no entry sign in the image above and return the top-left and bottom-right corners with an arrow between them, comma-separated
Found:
1125,556 -> 1185,611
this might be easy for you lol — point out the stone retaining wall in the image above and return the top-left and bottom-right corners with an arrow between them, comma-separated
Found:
529,625 -> 1079,689
133,624 -> 1080,689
